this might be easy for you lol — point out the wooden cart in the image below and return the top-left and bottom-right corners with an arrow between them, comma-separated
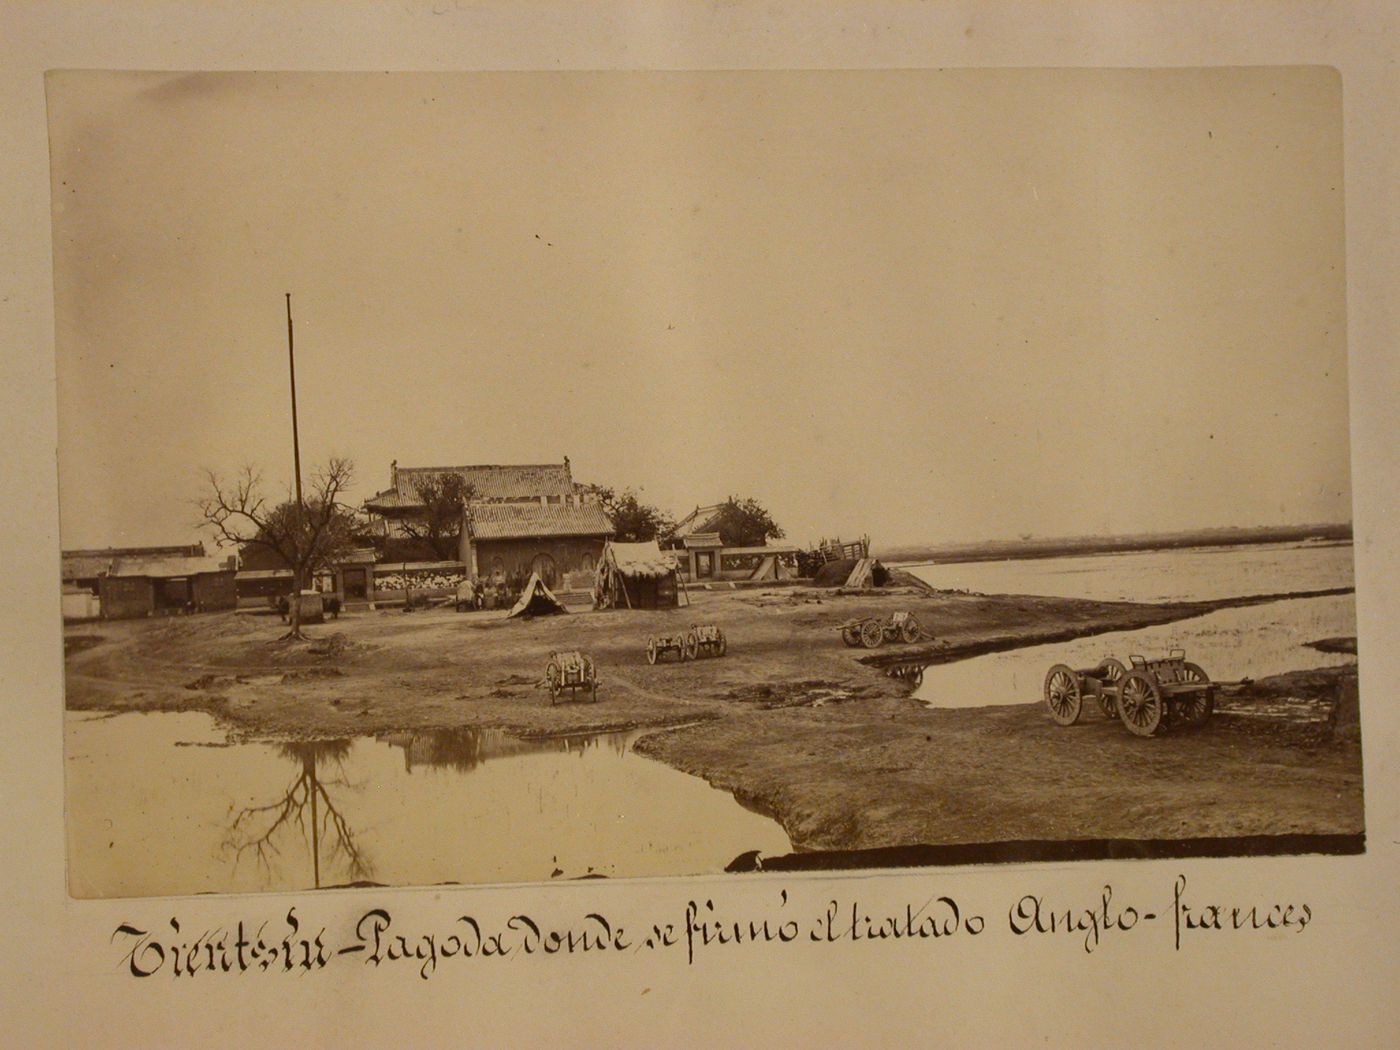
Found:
646,632 -> 689,664
686,624 -> 727,660
545,650 -> 598,704
838,611 -> 923,649
646,624 -> 728,664
1044,649 -> 1215,737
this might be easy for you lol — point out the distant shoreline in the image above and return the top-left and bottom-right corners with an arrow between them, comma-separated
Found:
878,523 -> 1352,568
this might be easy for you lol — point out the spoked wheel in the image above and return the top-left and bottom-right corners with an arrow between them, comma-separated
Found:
716,630 -> 727,657
899,616 -> 921,644
1095,658 -> 1127,718
546,661 -> 561,705
646,638 -> 658,665
685,631 -> 700,661
1118,671 -> 1164,737
859,619 -> 884,649
1176,663 -> 1214,728
1044,664 -> 1083,726
841,625 -> 861,647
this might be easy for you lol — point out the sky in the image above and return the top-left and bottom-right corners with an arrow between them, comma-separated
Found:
47,67 -> 1350,550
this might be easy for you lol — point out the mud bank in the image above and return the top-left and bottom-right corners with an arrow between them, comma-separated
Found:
64,586 -> 1299,738
856,586 -> 1355,668
63,586 -> 1362,852
632,664 -> 1362,852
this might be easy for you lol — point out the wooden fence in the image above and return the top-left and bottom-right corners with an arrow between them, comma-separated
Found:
815,536 -> 871,563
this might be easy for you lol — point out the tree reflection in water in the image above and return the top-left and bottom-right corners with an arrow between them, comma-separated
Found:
223,739 -> 369,889
222,727 -> 635,889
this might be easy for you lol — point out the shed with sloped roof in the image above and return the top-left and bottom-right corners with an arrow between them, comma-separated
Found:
593,540 -> 681,609
97,553 -> 237,619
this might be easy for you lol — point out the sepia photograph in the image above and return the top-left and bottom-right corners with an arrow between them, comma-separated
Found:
50,67 -> 1360,900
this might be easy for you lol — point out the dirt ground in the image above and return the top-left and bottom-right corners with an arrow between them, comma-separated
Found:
62,584 -> 1363,852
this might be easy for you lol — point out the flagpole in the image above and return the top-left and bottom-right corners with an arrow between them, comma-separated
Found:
286,292 -> 304,514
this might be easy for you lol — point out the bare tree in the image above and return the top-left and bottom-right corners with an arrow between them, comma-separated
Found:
198,457 -> 358,639
396,472 -> 475,561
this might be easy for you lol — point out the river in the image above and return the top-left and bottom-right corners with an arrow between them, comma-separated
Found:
896,541 -> 1356,708
902,540 -> 1353,603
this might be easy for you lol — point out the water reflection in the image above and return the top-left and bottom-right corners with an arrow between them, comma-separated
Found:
66,712 -> 791,898
223,730 -> 643,888
376,726 -> 628,774
884,663 -> 925,688
224,739 -> 368,889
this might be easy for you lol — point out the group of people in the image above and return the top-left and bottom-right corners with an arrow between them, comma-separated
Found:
454,570 -> 531,612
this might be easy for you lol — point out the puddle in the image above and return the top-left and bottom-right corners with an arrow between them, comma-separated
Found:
65,711 -> 791,898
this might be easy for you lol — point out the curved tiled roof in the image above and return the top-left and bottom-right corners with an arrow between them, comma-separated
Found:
62,544 -> 205,579
468,502 -> 613,541
363,488 -> 421,510
681,532 -> 723,549
673,503 -> 724,538
109,555 -> 231,578
385,463 -> 578,506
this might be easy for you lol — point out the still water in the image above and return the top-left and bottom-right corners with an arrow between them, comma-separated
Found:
898,594 -> 1357,708
896,543 -> 1357,708
65,712 -> 791,899
902,541 -> 1353,603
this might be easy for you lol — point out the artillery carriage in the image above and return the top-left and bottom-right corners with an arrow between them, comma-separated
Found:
545,650 -> 598,704
838,610 -> 923,649
646,624 -> 727,664
686,624 -> 727,659
1044,649 -> 1216,737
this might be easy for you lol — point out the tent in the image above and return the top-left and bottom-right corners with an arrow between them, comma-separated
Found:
506,572 -> 569,618
593,540 -> 683,609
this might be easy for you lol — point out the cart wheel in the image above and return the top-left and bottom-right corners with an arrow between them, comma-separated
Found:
717,630 -> 727,657
1181,662 -> 1211,685
1044,664 -> 1083,726
1095,658 -> 1127,718
1176,689 -> 1215,728
1177,663 -> 1214,727
685,630 -> 700,660
859,619 -> 884,648
646,638 -> 658,665
899,616 -> 921,644
841,625 -> 860,647
1118,671 -> 1164,737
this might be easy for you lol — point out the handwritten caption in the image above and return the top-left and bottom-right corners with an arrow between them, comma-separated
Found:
111,874 -> 1312,980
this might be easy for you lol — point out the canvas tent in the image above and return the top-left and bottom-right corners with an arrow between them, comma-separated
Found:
506,572 -> 569,618
593,540 -> 683,609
